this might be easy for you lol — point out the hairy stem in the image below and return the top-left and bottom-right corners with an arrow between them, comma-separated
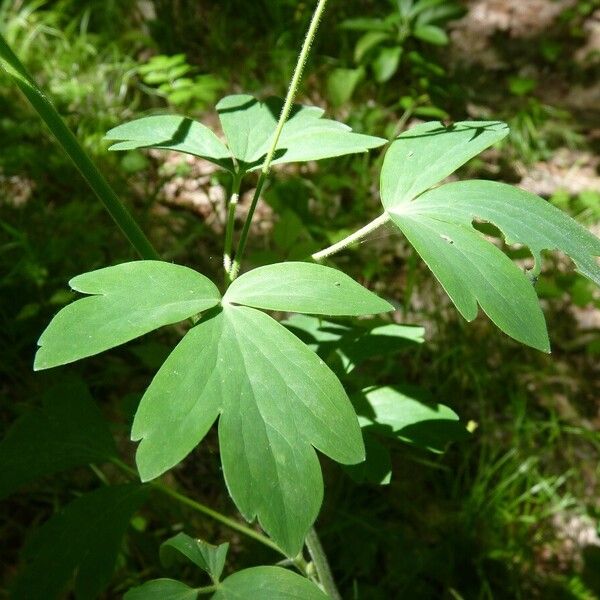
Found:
312,212 -> 391,261
305,528 -> 342,600
0,32 -> 159,260
223,173 -> 242,282
230,0 -> 329,280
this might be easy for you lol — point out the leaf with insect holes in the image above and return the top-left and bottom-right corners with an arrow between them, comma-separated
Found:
34,261 -> 220,369
160,533 -> 229,583
0,377 -> 116,500
105,116 -> 234,171
225,262 -> 394,316
12,484 -> 148,600
216,94 -> 386,169
380,121 -> 600,351
132,305 -> 364,556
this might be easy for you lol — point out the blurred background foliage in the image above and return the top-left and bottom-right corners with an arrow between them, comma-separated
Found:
1,0 -> 600,598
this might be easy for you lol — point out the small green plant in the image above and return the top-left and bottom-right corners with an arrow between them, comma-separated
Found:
1,0 -> 600,598
137,53 -> 225,110
327,0 -> 463,106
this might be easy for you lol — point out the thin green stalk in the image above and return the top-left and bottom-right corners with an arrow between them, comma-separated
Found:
305,528 -> 342,600
230,0 -> 329,280
111,458 -> 282,554
197,585 -> 218,595
312,212 -> 390,261
223,172 -> 242,283
0,32 -> 159,260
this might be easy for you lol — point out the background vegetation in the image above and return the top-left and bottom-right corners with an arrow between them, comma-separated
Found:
1,0 -> 600,598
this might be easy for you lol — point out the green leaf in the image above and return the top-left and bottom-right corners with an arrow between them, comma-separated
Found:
132,305 -> 364,556
345,433 -> 392,485
105,116 -> 234,171
409,0 -> 447,16
160,533 -> 229,583
35,261 -> 221,369
380,121 -> 509,209
392,210 -> 550,350
284,315 -> 423,375
216,94 -> 386,169
273,210 -> 304,251
413,25 -> 450,46
224,262 -> 394,316
387,180 -> 600,350
340,17 -> 393,32
0,377 -> 116,499
354,386 -> 468,453
326,67 -> 364,106
354,31 -> 391,62
125,579 -> 198,600
12,484 -> 147,600
402,181 -> 600,286
372,46 -> 403,82
213,566 -> 328,600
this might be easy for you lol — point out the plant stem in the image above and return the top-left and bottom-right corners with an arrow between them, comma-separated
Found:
223,172 -> 242,282
230,0 -> 329,280
111,458 -> 282,554
197,585 -> 218,595
0,32 -> 159,261
305,528 -> 342,600
312,212 -> 390,261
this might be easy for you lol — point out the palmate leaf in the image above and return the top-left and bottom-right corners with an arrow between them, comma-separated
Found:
133,304 -> 365,556
380,121 -> 600,351
106,94 -> 385,173
216,94 -> 386,170
0,377 -> 116,499
36,261 -> 389,556
34,261 -> 220,369
12,484 -> 148,600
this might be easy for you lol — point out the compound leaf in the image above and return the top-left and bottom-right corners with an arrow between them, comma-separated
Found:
105,116 -> 234,171
160,533 -> 229,583
132,305 -> 364,556
0,377 -> 116,499
125,579 -> 198,600
35,261 -> 221,369
213,566 -> 328,600
354,386 -> 467,453
380,121 -> 509,208
216,94 -> 386,169
225,262 -> 394,316
12,484 -> 148,600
